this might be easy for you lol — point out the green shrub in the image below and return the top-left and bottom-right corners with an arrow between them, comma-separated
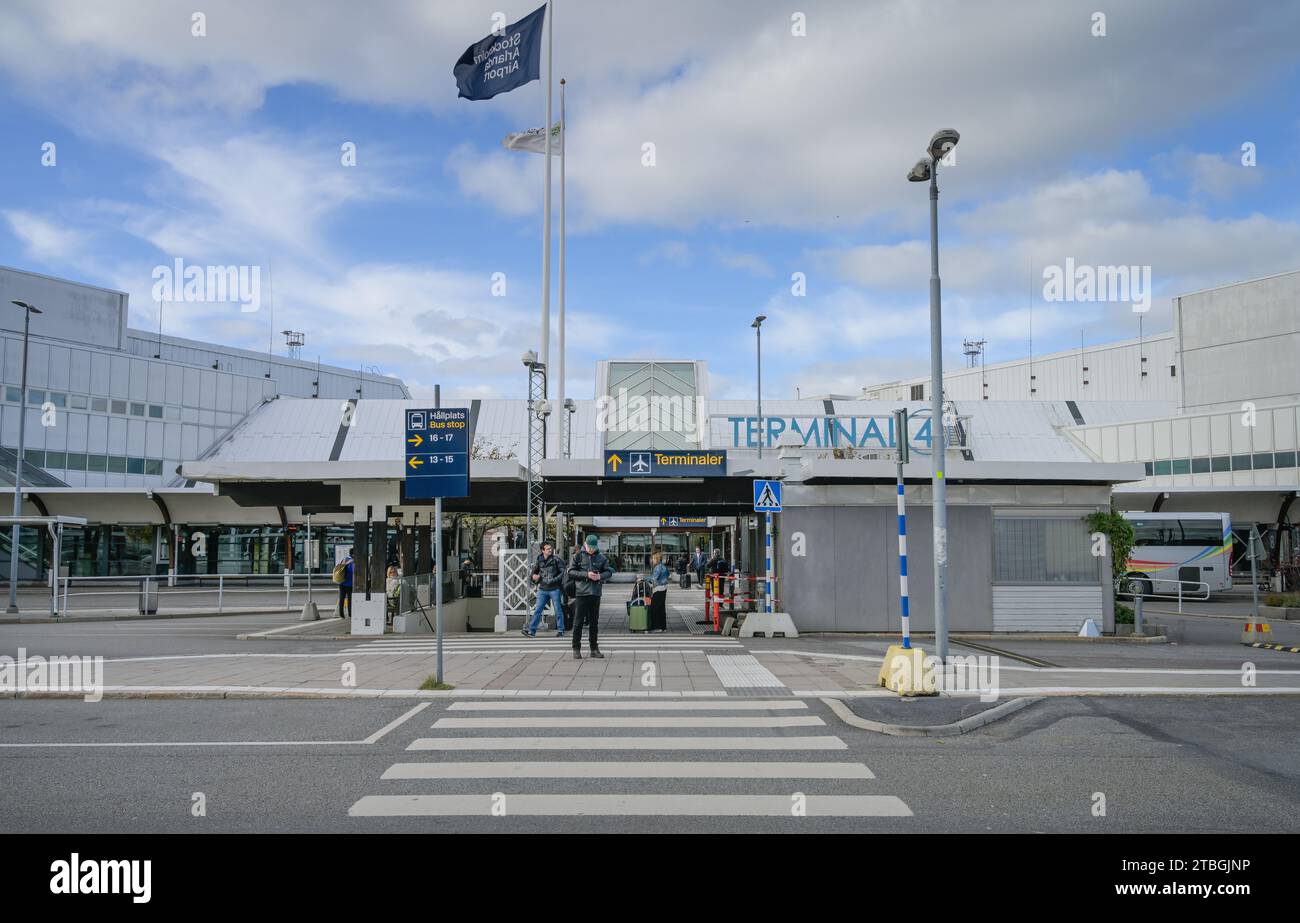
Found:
1114,603 -> 1134,625
1263,594 -> 1300,608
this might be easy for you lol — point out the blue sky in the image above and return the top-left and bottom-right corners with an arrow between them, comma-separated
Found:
1,0 -> 1298,401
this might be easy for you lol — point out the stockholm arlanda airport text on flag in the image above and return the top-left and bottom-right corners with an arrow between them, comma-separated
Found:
453,5 -> 546,101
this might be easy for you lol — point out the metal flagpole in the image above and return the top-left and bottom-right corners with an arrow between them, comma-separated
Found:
540,0 -> 554,417
558,77 -> 567,459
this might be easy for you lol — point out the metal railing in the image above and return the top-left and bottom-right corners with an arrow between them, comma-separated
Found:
1116,575 -> 1210,613
50,572 -> 321,617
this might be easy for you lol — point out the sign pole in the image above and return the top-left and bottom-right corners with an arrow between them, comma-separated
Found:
894,409 -> 911,649
764,511 -> 773,614
435,384 -> 444,685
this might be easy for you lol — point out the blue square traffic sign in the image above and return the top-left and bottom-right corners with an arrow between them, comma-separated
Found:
753,479 -> 782,512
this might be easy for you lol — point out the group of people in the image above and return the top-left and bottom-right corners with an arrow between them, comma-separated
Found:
522,535 -> 613,660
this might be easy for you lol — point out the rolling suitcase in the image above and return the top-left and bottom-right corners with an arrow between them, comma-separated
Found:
627,577 -> 650,632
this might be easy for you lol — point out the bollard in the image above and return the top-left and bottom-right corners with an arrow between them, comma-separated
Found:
1134,593 -> 1144,636
217,574 -> 224,614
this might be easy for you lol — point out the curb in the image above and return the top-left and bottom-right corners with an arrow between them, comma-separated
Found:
1,608 -> 295,625
821,694 -> 1042,737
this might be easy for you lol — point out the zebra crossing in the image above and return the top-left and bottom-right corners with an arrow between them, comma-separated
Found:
336,635 -> 746,655
347,698 -> 912,821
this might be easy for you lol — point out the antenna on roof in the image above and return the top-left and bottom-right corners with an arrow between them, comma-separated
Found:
962,338 -> 985,369
282,330 -> 304,361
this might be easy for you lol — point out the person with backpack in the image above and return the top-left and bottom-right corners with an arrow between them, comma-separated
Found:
522,540 -> 566,638
332,548 -> 355,620
567,534 -> 613,660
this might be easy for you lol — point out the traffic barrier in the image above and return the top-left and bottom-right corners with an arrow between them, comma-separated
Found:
1241,619 -> 1272,644
877,644 -> 939,697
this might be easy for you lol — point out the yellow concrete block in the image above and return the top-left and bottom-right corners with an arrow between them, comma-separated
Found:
877,644 -> 939,697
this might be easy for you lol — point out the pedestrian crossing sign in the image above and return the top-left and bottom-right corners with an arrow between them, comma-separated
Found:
753,479 -> 782,512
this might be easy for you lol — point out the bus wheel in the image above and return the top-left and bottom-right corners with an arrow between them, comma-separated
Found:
1122,573 -> 1152,598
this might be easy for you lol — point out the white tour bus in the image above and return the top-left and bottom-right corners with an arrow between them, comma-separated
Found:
1119,511 -> 1233,597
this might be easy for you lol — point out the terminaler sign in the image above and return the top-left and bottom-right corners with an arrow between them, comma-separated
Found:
604,449 -> 727,478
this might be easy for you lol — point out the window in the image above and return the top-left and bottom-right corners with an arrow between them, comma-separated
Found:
1143,462 -> 1154,476
1177,520 -> 1224,546
86,455 -> 107,472
5,386 -> 19,402
1191,457 -> 1210,474
994,518 -> 1097,584
27,389 -> 44,405
909,384 -> 925,401
49,392 -> 67,408
70,395 -> 88,410
44,451 -> 66,469
148,404 -> 163,419
126,457 -> 144,474
107,456 -> 126,473
1252,452 -> 1274,470
164,406 -> 181,421
1132,519 -> 1224,547
144,459 -> 163,476
1231,454 -> 1252,471
1153,460 -> 1172,475
65,452 -> 87,471
1171,459 -> 1190,475
111,400 -> 127,414
130,402 -> 145,417
1276,451 -> 1297,469
1211,455 -> 1230,473
23,449 -> 44,467
91,397 -> 108,413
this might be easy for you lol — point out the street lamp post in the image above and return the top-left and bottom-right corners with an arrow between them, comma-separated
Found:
752,315 -> 766,459
8,301 -> 42,614
907,128 -> 959,664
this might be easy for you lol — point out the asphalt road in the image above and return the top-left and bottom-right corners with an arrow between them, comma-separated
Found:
2,695 -> 1297,833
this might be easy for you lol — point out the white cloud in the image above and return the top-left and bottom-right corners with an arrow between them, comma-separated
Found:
2,210 -> 89,264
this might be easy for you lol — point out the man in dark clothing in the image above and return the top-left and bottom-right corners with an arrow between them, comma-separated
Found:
567,534 -> 613,660
338,547 -> 355,620
692,547 -> 707,584
523,540 -> 566,638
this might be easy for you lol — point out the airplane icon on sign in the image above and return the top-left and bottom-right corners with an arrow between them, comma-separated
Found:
630,452 -> 652,473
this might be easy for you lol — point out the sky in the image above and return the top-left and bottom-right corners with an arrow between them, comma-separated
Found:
0,0 -> 1297,402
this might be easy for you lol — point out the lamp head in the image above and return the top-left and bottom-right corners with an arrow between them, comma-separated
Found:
11,301 -> 42,314
752,314 -> 766,328
907,158 -> 932,183
928,128 -> 960,161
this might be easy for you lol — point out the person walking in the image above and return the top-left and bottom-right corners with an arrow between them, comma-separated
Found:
648,551 -> 670,632
522,540 -> 566,638
692,547 -> 707,585
568,534 -> 613,660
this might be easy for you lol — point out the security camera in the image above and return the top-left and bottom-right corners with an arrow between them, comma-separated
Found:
521,349 -> 538,366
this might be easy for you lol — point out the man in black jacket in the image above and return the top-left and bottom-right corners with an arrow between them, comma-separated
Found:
522,541 -> 566,638
567,534 -> 613,659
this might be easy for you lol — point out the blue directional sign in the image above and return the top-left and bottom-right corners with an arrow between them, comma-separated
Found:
404,407 -> 470,499
604,449 -> 727,478
753,479 -> 782,512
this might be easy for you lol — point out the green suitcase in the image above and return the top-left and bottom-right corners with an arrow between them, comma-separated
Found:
627,601 -> 649,632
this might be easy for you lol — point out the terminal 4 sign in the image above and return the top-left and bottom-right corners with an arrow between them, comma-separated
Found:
724,415 -> 933,451
404,408 -> 470,499
604,449 -> 727,478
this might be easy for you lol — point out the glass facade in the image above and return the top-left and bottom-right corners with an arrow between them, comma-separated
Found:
993,517 -> 1099,584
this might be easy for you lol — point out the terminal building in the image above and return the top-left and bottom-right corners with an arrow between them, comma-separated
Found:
5,264 -> 1294,632
863,268 -> 1300,580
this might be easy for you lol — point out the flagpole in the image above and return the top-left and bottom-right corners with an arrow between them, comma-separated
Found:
540,0 -> 554,418
559,77 -> 567,459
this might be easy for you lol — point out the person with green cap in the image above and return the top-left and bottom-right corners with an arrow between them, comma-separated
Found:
567,534 -> 613,659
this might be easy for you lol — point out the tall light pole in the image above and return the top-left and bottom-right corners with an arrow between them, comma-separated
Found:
907,128 -> 959,664
752,315 -> 766,459
8,301 -> 42,614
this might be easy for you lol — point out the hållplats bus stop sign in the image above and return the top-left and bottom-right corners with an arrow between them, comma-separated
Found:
405,408 -> 470,499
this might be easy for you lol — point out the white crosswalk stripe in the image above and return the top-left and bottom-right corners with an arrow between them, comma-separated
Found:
336,636 -> 745,655
347,698 -> 913,821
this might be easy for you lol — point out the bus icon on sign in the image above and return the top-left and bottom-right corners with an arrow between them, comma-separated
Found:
408,411 -> 426,430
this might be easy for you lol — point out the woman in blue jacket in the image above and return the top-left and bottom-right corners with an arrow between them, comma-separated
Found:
648,551 -> 670,632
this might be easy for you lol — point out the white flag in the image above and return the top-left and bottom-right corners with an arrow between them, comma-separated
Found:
502,121 -> 562,155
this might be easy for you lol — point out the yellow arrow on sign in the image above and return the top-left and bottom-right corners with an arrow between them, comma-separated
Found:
608,454 -> 622,472
408,456 -> 423,470
407,434 -> 423,448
